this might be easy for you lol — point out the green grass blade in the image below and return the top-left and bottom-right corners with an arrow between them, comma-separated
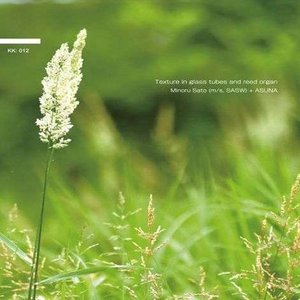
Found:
0,232 -> 32,265
39,265 -> 131,285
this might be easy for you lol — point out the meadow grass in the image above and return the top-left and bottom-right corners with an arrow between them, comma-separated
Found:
0,148 -> 298,299
1,96 -> 299,298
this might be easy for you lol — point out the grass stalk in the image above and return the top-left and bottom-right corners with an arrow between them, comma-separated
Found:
28,146 -> 54,300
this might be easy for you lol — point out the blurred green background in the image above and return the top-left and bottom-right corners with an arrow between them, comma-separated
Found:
1,0 -> 300,205
1,0 -> 300,297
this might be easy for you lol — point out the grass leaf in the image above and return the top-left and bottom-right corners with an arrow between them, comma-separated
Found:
0,232 -> 32,265
39,264 -> 131,285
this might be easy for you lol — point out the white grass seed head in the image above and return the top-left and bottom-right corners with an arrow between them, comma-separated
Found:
36,29 -> 87,149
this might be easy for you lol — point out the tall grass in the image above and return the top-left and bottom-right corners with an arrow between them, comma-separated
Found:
27,29 -> 87,299
1,152 -> 300,299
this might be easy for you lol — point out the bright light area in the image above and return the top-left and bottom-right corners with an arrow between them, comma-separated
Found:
0,38 -> 41,44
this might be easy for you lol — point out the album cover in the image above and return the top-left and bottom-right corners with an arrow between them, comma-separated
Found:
0,1 -> 299,299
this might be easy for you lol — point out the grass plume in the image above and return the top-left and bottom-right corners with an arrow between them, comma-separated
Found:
28,29 -> 86,300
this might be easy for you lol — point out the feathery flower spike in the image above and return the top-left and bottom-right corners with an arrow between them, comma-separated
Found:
36,29 -> 87,149
28,29 -> 87,300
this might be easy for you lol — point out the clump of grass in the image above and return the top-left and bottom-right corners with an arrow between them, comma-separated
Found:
132,195 -> 165,299
102,192 -> 139,298
0,205 -> 42,299
104,193 -> 218,299
1,194 -> 219,299
47,230 -> 100,299
102,193 -> 165,299
0,204 -> 96,299
224,174 -> 300,299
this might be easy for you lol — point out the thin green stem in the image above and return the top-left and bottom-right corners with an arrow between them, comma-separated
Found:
28,146 -> 54,300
